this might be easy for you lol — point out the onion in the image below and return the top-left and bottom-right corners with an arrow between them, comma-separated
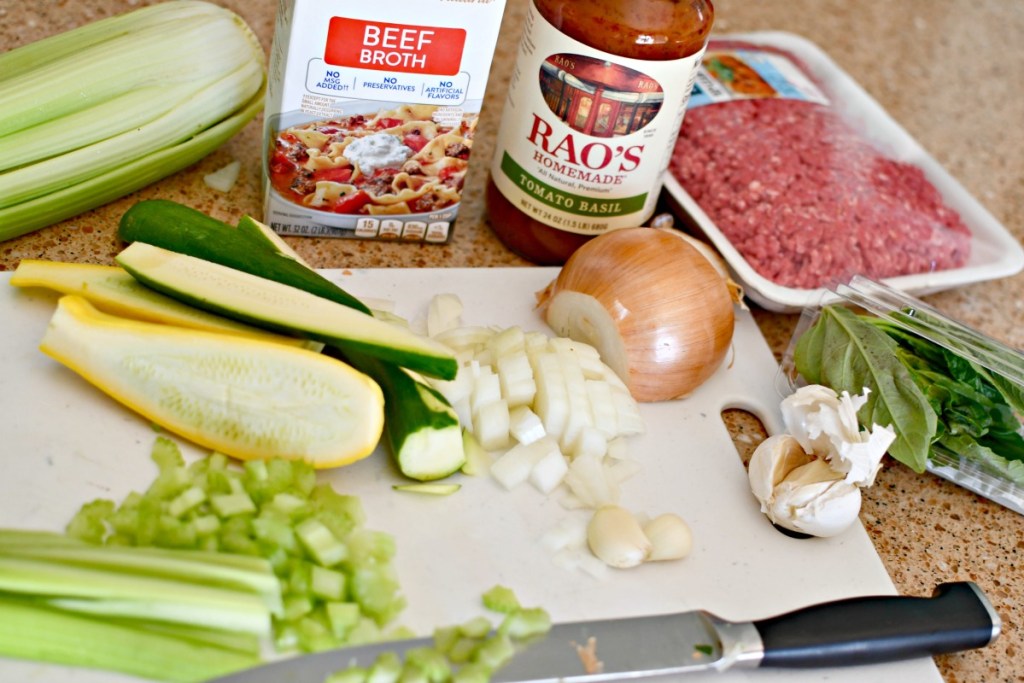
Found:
537,227 -> 736,402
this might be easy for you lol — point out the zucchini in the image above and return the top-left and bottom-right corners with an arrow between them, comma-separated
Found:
339,349 -> 465,481
40,295 -> 385,467
10,259 -> 320,350
235,215 -> 314,269
235,213 -> 467,481
115,242 -> 458,381
118,200 -> 371,314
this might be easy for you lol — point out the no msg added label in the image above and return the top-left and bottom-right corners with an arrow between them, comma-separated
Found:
305,17 -> 470,105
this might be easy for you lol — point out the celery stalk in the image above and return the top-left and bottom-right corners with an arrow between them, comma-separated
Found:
0,89 -> 263,241
1,61 -> 263,209
0,2 -> 222,79
0,6 -> 260,138
0,556 -> 272,636
0,83 -> 195,172
1,530 -> 282,615
0,597 -> 258,683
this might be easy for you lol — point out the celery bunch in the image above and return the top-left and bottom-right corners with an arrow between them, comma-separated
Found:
0,1 -> 266,241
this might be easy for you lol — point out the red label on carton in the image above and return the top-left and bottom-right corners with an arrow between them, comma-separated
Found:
324,17 -> 466,75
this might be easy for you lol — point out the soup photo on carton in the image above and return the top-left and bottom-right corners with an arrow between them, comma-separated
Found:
263,0 -> 507,244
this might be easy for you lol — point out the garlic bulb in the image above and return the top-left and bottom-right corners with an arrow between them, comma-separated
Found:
749,384 -> 895,538
763,458 -> 862,537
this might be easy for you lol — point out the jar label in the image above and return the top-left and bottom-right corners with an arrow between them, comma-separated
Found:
490,3 -> 704,235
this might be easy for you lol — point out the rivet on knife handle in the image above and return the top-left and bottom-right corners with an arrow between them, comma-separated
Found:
754,581 -> 1001,668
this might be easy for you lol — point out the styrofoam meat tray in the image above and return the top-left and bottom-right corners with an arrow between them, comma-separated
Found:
662,31 -> 1024,313
0,268 -> 943,682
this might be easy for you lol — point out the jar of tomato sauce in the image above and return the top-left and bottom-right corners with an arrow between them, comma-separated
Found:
486,0 -> 714,264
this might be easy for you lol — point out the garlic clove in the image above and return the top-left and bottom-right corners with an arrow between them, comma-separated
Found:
781,384 -> 895,487
768,459 -> 862,537
642,513 -> 693,561
748,434 -> 813,513
780,384 -> 845,456
586,505 -> 651,568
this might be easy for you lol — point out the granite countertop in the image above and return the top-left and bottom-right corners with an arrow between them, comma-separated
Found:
2,0 -> 1022,680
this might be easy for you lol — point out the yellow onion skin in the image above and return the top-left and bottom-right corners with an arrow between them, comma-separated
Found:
542,228 -> 735,402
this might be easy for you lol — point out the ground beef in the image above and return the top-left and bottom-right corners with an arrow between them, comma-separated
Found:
289,168 -> 316,196
670,59 -> 971,290
444,142 -> 471,160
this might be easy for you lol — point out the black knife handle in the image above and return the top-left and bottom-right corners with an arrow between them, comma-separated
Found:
755,582 -> 1000,668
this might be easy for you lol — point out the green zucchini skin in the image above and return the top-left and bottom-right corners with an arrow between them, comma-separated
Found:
337,349 -> 465,481
118,199 -> 371,315
116,242 -> 457,381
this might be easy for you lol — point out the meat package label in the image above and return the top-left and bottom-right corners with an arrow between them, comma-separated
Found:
690,48 -> 830,109
262,0 -> 506,243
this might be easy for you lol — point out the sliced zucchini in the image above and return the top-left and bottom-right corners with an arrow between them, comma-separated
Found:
115,242 -> 457,381
392,483 -> 461,495
118,199 -> 370,314
40,296 -> 384,467
10,259 -> 320,350
340,349 -> 465,482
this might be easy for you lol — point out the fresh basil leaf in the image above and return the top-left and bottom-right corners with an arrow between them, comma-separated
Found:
936,435 -> 1024,486
794,305 -> 936,472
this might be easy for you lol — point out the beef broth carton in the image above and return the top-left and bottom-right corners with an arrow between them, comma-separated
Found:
263,0 -> 506,243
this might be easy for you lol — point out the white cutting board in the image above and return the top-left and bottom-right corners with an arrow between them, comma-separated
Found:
0,268 -> 942,682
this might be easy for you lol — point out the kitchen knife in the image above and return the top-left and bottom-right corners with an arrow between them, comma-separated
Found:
208,581 -> 999,682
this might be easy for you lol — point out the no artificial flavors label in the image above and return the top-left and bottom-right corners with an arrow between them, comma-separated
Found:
490,4 -> 703,235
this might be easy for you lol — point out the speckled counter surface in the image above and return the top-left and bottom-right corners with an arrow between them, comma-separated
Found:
2,1 -> 1022,680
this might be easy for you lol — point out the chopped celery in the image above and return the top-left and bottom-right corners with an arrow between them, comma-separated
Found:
63,437 -> 406,655
211,491 -> 258,518
481,585 -> 521,614
471,634 -> 515,671
457,616 -> 493,639
312,565 -> 348,601
366,651 -> 403,683
498,607 -> 552,640
405,647 -> 452,683
452,662 -> 494,683
326,588 -> 552,683
64,499 -> 115,543
432,624 -> 460,654
326,601 -> 362,639
296,518 -> 348,567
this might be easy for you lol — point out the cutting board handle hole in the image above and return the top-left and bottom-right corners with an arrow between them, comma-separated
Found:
722,408 -> 813,540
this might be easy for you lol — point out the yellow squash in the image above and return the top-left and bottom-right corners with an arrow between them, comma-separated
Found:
40,295 -> 384,468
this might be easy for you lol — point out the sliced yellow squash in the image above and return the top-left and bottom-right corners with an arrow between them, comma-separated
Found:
11,259 -> 322,351
40,295 -> 384,468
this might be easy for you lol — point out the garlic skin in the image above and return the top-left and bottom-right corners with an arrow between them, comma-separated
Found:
766,459 -> 862,537
780,385 -> 895,487
586,505 -> 652,568
747,434 -> 812,510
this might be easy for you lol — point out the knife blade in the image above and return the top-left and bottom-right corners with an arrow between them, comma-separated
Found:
208,581 -> 999,682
